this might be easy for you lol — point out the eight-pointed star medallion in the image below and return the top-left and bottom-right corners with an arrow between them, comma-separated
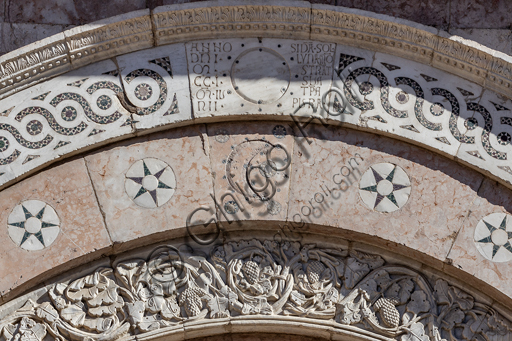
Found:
7,200 -> 60,251
474,213 -> 512,262
358,163 -> 411,213
125,158 -> 176,208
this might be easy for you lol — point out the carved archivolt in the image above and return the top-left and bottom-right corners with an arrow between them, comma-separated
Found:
1,239 -> 510,341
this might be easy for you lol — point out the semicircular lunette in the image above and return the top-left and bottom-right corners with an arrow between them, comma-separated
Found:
0,238 -> 510,341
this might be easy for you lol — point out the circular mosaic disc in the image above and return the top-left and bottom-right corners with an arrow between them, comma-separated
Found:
125,158 -> 176,208
474,212 -> 512,262
8,200 -> 60,251
359,163 -> 411,213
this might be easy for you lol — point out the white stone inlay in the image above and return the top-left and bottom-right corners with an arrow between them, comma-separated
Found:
474,212 -> 512,262
359,163 -> 411,213
7,200 -> 60,251
125,157 -> 176,208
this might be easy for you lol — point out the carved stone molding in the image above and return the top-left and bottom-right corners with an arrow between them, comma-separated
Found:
1,1 -> 512,100
0,237 -> 510,341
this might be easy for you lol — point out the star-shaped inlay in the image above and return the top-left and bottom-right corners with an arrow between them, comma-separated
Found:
359,163 -> 411,213
125,158 -> 176,208
8,200 -> 60,251
474,213 -> 512,262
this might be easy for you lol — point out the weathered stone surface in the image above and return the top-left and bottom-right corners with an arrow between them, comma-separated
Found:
84,125 -> 215,247
5,0 -> 146,25
0,158 -> 111,301
0,22 -> 72,56
0,235 -> 510,341
448,28 -> 512,57
450,0 -> 512,29
0,5 -> 512,341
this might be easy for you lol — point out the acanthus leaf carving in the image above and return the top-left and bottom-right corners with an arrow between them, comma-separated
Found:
0,239 -> 510,341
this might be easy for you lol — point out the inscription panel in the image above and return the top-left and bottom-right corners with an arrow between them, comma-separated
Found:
186,39 -> 336,118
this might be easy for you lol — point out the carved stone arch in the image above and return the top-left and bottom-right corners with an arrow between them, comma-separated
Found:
1,1 -> 512,341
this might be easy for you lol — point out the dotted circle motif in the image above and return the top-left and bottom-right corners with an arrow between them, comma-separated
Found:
465,117 -> 478,130
395,91 -> 409,104
497,132 -> 511,146
359,82 -> 374,95
135,83 -> 153,101
97,95 -> 112,110
273,125 -> 286,139
7,200 -> 61,251
430,103 -> 444,116
61,106 -> 77,122
0,136 -> 9,152
26,120 -> 43,136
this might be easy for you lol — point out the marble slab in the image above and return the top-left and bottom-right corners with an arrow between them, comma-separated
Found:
84,124 -> 215,248
186,38 -> 335,121
0,59 -> 134,188
286,125 -> 485,268
205,121 -> 295,228
0,158 -> 111,301
116,44 -> 192,132
447,178 -> 512,298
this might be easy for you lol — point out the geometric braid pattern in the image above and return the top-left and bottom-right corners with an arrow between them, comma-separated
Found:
0,68 -> 169,179
124,69 -> 168,116
339,53 -> 511,162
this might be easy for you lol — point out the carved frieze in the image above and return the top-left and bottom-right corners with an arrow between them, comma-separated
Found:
0,239 -> 510,340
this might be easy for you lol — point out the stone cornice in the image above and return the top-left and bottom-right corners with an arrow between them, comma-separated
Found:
0,1 -> 511,101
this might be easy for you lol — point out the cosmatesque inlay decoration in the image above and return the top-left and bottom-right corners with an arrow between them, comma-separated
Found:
359,163 -> 411,213
125,157 -> 176,208
7,200 -> 60,251
474,212 -> 512,262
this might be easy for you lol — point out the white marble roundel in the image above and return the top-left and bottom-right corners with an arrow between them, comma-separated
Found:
358,163 -> 411,213
7,200 -> 60,251
474,213 -> 512,262
125,158 -> 176,208
231,47 -> 290,104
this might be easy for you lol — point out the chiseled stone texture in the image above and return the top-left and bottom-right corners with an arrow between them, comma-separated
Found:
0,22 -> 73,56
0,158 -> 111,301
286,125 -> 485,269
84,124 -> 215,248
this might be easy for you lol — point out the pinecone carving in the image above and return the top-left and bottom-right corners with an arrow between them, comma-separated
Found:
373,297 -> 400,328
242,261 -> 260,285
179,286 -> 204,317
306,261 -> 326,284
